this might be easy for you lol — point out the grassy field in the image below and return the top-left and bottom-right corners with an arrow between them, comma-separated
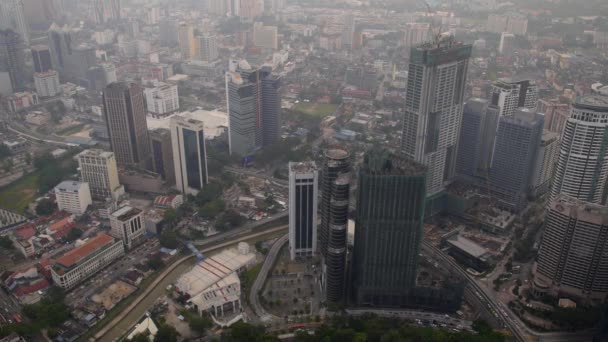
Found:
0,172 -> 39,213
292,103 -> 338,118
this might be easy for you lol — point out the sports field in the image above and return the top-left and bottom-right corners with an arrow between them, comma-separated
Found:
292,103 -> 338,118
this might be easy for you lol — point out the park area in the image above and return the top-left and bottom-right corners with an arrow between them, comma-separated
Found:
0,172 -> 39,213
292,102 -> 337,118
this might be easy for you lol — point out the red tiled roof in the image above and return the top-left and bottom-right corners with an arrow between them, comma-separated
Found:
47,217 -> 73,233
14,224 -> 36,240
55,234 -> 115,268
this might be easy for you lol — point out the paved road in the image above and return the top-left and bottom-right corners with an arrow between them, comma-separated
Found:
96,225 -> 289,341
191,211 -> 288,246
6,123 -> 76,147
250,234 -> 288,323
345,308 -> 473,331
225,166 -> 288,187
422,242 -> 596,342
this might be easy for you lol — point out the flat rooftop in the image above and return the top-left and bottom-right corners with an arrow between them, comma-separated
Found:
575,95 -> 608,111
447,235 -> 488,258
55,233 -> 115,268
55,181 -> 85,193
289,161 -> 317,173
111,206 -> 142,221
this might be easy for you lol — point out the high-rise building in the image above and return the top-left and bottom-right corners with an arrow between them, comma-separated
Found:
149,128 -> 175,186
489,108 -> 544,210
208,0 -> 228,16
402,23 -> 430,48
288,161 -> 318,261
498,32 -> 515,55
31,45 -> 52,73
196,34 -> 218,62
178,23 -> 196,59
341,14 -> 355,48
401,39 -> 471,197
76,149 -> 124,200
159,18 -> 179,47
47,23 -> 70,72
23,0 -> 57,29
550,95 -> 608,205
110,205 -> 145,250
103,82 -> 151,169
490,78 -> 538,117
87,64 -> 117,91
92,0 -> 121,24
34,70 -> 60,97
319,148 -> 350,303
0,29 -> 26,91
537,98 -> 570,135
530,131 -> 559,196
253,22 -> 278,50
455,98 -> 499,182
0,0 -> 29,45
144,82 -> 179,117
54,181 -> 92,215
534,195 -> 608,302
239,0 -> 263,19
226,61 -> 281,156
170,116 -> 209,195
352,150 -> 427,306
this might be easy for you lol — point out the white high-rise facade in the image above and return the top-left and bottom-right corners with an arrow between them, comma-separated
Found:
144,82 -> 179,116
550,95 -> 608,205
76,149 -> 124,200
54,181 -> 92,215
288,161 -> 318,260
110,205 -> 145,250
490,78 -> 538,117
34,70 -> 60,97
401,40 -> 472,197
171,116 -> 209,195
0,0 -> 29,45
197,35 -> 218,62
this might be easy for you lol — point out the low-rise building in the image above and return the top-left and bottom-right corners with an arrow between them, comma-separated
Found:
175,243 -> 255,318
442,231 -> 493,272
54,181 -> 92,215
110,206 -> 145,250
51,233 -> 125,289
153,194 -> 183,209
7,92 -> 39,112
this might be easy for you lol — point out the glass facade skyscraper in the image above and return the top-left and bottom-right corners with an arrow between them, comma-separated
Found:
171,117 -> 209,195
352,150 -> 427,307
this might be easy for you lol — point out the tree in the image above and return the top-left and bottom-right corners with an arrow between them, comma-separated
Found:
2,159 -> 13,173
195,182 -> 223,205
199,199 -> 226,218
147,255 -> 164,271
0,144 -> 11,160
36,199 -> 56,216
189,315 -> 212,335
154,324 -> 180,342
0,236 -> 13,249
64,228 -> 83,242
159,229 -> 179,249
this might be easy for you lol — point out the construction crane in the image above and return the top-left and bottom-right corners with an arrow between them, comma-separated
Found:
415,0 -> 454,47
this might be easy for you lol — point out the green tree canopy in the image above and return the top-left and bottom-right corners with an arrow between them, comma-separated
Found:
35,198 -> 56,216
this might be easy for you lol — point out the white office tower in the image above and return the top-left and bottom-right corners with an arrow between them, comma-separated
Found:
76,149 -> 124,200
144,82 -> 179,116
54,181 -> 92,215
33,71 -> 60,97
171,116 -> 209,195
490,78 -> 538,117
401,38 -> 472,197
288,161 -> 318,261
110,205 -> 145,250
197,35 -> 218,62
0,0 -> 29,45
550,95 -> 608,205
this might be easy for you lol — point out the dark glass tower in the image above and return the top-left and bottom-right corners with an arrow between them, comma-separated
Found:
260,66 -> 281,146
0,29 -> 26,91
352,150 -> 427,306
31,45 -> 52,73
103,82 -> 151,169
319,148 -> 350,303
149,128 -> 175,186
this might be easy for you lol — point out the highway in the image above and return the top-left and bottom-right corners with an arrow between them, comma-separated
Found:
249,234 -> 288,323
225,166 -> 289,187
422,242 -> 597,342
95,224 -> 289,341
191,211 -> 288,246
